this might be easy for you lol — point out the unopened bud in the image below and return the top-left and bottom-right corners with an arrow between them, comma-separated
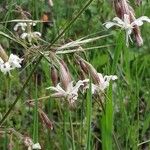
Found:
0,44 -> 8,62
79,60 -> 88,74
79,58 -> 100,85
133,27 -> 143,46
51,66 -> 58,86
113,0 -> 130,19
39,109 -> 53,130
59,60 -> 71,90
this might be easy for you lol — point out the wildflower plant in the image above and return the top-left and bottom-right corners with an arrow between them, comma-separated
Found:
0,0 -> 149,149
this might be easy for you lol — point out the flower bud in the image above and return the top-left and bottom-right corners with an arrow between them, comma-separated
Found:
38,109 -> 53,130
133,27 -> 143,46
78,58 -> 100,85
51,66 -> 58,86
59,60 -> 71,91
113,0 -> 130,19
0,44 -> 8,62
79,60 -> 88,74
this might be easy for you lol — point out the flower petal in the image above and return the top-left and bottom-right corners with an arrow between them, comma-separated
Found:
20,33 -> 28,39
132,16 -> 150,26
104,22 -> 122,29
113,17 -> 125,25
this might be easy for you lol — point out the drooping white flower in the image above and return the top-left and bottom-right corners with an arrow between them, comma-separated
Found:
91,73 -> 118,94
104,14 -> 150,46
47,79 -> 89,104
14,22 -> 36,31
0,54 -> 23,74
32,143 -> 41,149
14,23 -> 27,31
8,54 -> 23,68
20,32 -> 41,42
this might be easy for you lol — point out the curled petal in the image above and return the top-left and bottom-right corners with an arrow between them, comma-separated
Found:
20,33 -> 28,39
132,16 -> 150,26
33,32 -> 41,37
14,23 -> 27,31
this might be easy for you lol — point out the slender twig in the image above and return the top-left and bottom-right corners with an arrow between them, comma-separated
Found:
138,139 -> 150,147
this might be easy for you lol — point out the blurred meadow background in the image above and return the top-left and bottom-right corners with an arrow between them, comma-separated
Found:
0,0 -> 150,149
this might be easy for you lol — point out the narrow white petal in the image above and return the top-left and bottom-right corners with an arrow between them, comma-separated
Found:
132,16 -> 150,26
33,32 -> 41,37
71,80 -> 85,94
113,17 -> 125,25
104,22 -> 121,29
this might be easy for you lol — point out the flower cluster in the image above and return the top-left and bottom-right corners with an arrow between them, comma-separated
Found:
46,58 -> 117,106
14,21 -> 41,42
0,54 -> 23,74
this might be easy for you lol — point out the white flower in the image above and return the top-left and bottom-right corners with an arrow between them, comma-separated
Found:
32,143 -> 41,149
104,14 -> 150,46
14,22 -> 36,31
47,79 -> 89,104
8,54 -> 23,68
14,23 -> 27,31
91,73 -> 118,94
0,61 -> 12,74
0,54 -> 23,74
20,32 -> 41,42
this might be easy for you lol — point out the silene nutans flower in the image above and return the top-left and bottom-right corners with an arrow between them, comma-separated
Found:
104,14 -> 150,46
14,21 -> 41,42
47,60 -> 89,105
0,45 -> 23,74
78,57 -> 118,94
